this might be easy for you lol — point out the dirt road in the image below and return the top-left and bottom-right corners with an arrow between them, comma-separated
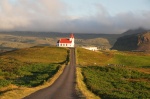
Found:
23,48 -> 79,99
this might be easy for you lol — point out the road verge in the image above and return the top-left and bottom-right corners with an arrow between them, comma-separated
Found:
76,67 -> 100,99
75,47 -> 100,99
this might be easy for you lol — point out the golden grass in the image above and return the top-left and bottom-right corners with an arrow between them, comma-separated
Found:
76,48 -> 100,99
0,46 -> 68,63
0,64 -> 66,99
76,67 -> 100,99
77,48 -> 113,66
122,51 -> 150,56
0,46 -> 69,98
77,48 -> 150,73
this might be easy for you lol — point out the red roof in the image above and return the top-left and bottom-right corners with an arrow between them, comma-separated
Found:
70,33 -> 74,38
59,38 -> 72,43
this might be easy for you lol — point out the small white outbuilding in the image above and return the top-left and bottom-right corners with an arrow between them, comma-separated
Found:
82,47 -> 98,51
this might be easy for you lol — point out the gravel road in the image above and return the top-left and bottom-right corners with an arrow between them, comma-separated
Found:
23,48 -> 79,99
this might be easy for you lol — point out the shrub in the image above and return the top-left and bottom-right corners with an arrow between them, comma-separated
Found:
13,64 -> 59,87
0,79 -> 11,88
82,66 -> 150,99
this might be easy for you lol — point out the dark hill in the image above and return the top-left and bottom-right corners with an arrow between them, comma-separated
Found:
112,31 -> 150,51
121,27 -> 148,36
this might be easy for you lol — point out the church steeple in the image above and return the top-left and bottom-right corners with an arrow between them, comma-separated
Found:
69,33 -> 74,47
70,33 -> 74,38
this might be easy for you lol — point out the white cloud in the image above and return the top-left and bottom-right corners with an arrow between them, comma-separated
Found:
0,0 -> 30,30
57,4 -> 150,33
0,0 -> 66,31
0,0 -> 150,33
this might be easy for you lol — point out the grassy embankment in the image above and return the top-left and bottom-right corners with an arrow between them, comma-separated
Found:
0,46 -> 69,99
76,48 -> 150,99
75,48 -> 100,99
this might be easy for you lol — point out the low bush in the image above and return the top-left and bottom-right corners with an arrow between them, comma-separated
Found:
0,64 -> 60,88
0,79 -> 11,88
82,66 -> 150,99
9,64 -> 59,87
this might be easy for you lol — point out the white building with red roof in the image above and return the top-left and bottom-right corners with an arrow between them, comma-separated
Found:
57,34 -> 74,47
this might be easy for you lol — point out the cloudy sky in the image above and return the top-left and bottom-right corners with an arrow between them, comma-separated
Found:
0,0 -> 150,34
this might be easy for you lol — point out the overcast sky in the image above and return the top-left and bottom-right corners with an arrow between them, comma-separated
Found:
0,0 -> 150,34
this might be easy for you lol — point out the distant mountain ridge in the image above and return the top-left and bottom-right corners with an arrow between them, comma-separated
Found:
112,28 -> 150,51
0,31 -> 120,50
1,29 -> 150,51
121,27 -> 149,36
0,31 -> 120,46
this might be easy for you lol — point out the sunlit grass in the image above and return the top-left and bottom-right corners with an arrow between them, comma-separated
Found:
76,47 -> 150,99
77,48 -> 113,66
77,48 -> 150,68
107,52 -> 150,67
0,46 -> 69,97
0,46 -> 68,63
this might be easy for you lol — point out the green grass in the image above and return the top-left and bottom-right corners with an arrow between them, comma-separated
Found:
77,48 -> 150,68
77,48 -> 150,98
0,46 -> 69,89
107,52 -> 150,67
82,66 -> 150,99
0,64 -> 59,87
13,64 -> 59,87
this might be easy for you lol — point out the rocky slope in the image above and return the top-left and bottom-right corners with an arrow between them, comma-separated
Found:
137,32 -> 150,51
112,31 -> 150,51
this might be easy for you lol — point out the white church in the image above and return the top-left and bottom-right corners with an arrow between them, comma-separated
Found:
57,33 -> 75,47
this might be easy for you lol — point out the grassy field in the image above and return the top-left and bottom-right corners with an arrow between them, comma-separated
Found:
0,46 -> 68,63
77,48 -> 150,72
76,67 -> 100,99
77,48 -> 113,66
76,48 -> 150,99
107,51 -> 150,67
0,46 -> 68,96
82,66 -> 150,99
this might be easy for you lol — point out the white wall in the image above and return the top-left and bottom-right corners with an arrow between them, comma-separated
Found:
82,47 -> 98,51
57,43 -> 74,47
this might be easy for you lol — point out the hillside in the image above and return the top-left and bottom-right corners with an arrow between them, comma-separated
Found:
76,38 -> 111,48
77,48 -> 150,98
0,46 -> 68,97
0,32 -> 120,51
0,34 -> 58,51
112,31 -> 150,51
121,27 -> 148,36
